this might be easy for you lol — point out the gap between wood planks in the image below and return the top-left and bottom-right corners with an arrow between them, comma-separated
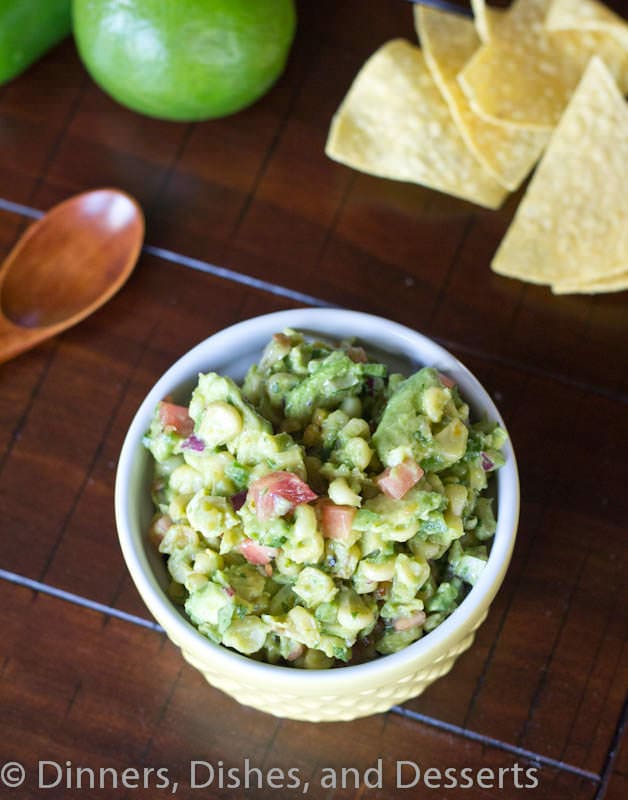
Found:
0,566 -> 611,789
0,195 -> 626,408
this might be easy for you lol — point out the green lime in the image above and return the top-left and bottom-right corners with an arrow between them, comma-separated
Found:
72,0 -> 296,121
0,0 -> 71,85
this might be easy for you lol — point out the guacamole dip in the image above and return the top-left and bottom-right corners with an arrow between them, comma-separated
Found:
144,330 -> 506,668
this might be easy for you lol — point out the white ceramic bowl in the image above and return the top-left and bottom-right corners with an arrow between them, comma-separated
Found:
115,309 -> 519,721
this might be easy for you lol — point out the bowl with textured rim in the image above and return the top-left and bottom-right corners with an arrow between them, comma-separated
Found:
114,309 -> 519,721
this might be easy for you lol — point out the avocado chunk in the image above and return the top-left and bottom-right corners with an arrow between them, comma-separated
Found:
284,350 -> 380,424
372,368 -> 439,466
372,367 -> 467,471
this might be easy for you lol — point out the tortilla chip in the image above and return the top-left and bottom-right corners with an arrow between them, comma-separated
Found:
459,0 -> 628,129
470,0 -> 505,42
491,57 -> 628,285
552,272 -> 628,295
416,4 -> 548,190
325,39 -> 507,209
547,0 -> 628,51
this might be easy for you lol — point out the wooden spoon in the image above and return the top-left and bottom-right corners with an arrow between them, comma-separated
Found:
0,188 -> 144,364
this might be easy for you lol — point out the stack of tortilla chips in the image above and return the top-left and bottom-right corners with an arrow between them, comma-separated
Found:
325,0 -> 628,294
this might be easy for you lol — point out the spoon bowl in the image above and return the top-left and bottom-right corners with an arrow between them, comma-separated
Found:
0,188 -> 144,363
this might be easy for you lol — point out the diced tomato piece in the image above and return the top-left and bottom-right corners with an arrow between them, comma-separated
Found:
264,333 -> 292,363
393,611 -> 427,631
375,581 -> 391,600
286,643 -> 305,662
148,514 -> 172,547
438,371 -> 456,389
376,458 -> 424,500
272,332 -> 292,348
158,401 -> 194,437
320,500 -> 356,540
239,538 -> 278,565
346,345 -> 367,363
247,471 -> 317,521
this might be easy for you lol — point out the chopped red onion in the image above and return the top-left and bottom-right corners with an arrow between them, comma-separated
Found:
181,434 -> 205,452
230,490 -> 247,511
480,452 -> 494,471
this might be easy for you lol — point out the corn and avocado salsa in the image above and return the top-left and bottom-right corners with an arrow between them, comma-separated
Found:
144,330 -> 506,668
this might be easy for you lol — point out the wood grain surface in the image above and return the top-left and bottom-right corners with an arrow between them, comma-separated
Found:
0,2 -> 626,799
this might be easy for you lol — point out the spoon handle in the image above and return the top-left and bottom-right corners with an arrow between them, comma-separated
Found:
402,0 -> 472,15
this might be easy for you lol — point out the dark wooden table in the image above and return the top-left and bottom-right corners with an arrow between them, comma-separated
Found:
1,1 -> 626,798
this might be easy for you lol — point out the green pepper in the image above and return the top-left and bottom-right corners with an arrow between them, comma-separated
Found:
0,0 -> 71,84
